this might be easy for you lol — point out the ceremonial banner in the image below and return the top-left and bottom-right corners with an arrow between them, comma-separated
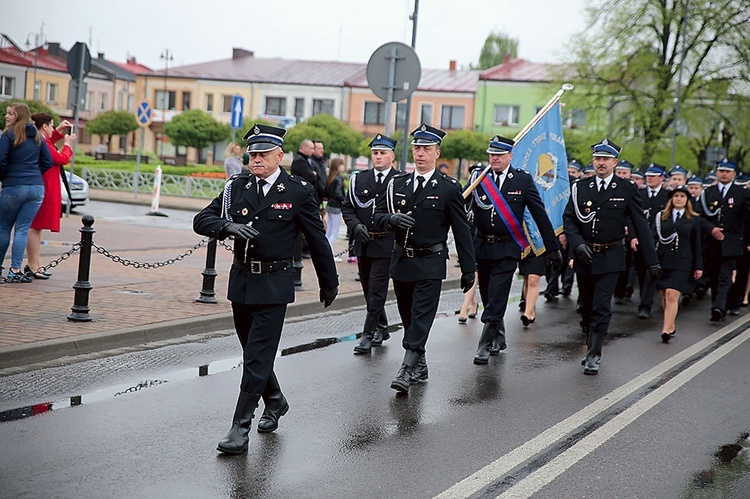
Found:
513,102 -> 569,255
478,175 -> 530,250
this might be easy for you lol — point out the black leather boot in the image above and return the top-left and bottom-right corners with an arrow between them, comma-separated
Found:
391,350 -> 420,393
474,322 -> 498,364
217,391 -> 261,455
583,332 -> 604,375
354,314 -> 379,354
410,354 -> 428,384
257,371 -> 289,433
489,323 -> 507,356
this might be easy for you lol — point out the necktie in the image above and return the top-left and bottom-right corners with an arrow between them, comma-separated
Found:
495,172 -> 502,188
600,180 -> 606,192
721,185 -> 727,198
377,172 -> 384,184
414,176 -> 425,197
257,179 -> 267,203
674,211 -> 681,223
650,190 -> 656,199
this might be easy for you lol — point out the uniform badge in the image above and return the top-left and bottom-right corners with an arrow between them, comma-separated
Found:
401,200 -> 406,206
420,124 -> 427,131
430,179 -> 438,187
508,172 -> 514,179
481,195 -> 487,201
253,125 -> 260,134
301,180 -> 307,186
241,208 -> 248,216
586,201 -> 592,206
611,182 -> 617,189
589,182 -> 594,188
728,197 -> 734,206
364,189 -> 369,194
376,134 -> 382,140
245,182 -> 251,190
277,183 -> 285,192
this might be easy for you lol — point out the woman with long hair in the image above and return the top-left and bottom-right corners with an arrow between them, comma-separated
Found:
24,113 -> 75,279
0,103 -> 53,282
654,185 -> 703,342
324,157 -> 346,261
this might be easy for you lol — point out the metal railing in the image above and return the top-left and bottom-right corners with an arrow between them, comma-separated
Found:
82,167 -> 225,199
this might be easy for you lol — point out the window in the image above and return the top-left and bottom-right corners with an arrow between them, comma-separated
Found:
117,92 -> 124,110
46,82 -> 58,103
0,76 -> 14,96
99,92 -> 108,111
265,97 -> 286,116
127,94 -> 134,112
395,102 -> 407,130
205,93 -> 214,112
155,90 -> 176,110
420,104 -> 433,125
440,105 -> 465,129
565,109 -> 587,129
33,80 -> 40,100
493,105 -> 520,126
182,92 -> 191,110
294,98 -> 304,122
222,95 -> 233,113
364,101 -> 386,125
312,98 -> 334,116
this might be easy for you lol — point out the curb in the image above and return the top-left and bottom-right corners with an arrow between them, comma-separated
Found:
0,277 -> 460,371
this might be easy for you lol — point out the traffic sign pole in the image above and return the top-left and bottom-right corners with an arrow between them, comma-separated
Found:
134,101 -> 154,198
69,45 -> 87,216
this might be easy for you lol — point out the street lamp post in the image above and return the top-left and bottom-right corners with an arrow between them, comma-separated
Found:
159,49 -> 173,160
25,24 -> 47,100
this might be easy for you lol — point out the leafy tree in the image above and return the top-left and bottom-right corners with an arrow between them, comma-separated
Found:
471,31 -> 519,70
440,129 -> 489,179
286,114 -> 363,157
163,109 -> 231,162
564,0 -> 750,165
85,110 -> 139,151
0,99 -> 60,125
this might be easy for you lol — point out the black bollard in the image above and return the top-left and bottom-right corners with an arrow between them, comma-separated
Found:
196,238 -> 218,304
68,215 -> 95,322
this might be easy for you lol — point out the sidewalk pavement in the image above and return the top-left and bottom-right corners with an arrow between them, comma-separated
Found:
0,189 -> 462,371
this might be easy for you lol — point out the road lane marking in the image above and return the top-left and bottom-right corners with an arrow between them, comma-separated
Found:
499,324 -> 750,498
435,314 -> 750,499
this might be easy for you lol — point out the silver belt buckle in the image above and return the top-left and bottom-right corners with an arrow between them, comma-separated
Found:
405,247 -> 415,258
250,261 -> 262,274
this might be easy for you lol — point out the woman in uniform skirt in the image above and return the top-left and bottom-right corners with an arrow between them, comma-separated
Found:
655,185 -> 703,343
518,250 -> 547,327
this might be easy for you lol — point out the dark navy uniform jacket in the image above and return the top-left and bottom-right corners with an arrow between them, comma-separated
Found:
193,169 -> 338,304
374,171 -> 476,281
467,166 -> 559,260
341,168 -> 398,258
564,176 -> 658,274
695,183 -> 750,258
654,212 -> 703,272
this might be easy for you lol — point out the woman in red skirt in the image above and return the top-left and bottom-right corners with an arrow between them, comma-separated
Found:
25,113 -> 75,279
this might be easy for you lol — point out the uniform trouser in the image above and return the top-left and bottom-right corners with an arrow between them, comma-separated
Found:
477,257 -> 518,329
358,256 -> 391,320
562,262 -> 575,290
576,271 -> 619,335
728,250 -> 750,309
706,256 -> 737,312
231,302 -> 288,394
393,278 -> 442,355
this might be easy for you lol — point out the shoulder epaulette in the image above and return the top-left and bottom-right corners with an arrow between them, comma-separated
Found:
287,174 -> 309,187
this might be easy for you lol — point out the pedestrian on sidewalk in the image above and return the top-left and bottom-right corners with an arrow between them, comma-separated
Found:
324,157 -> 346,258
223,142 -> 244,178
374,123 -> 476,394
24,113 -> 75,279
193,123 -> 338,455
342,133 -> 399,354
0,103 -> 53,283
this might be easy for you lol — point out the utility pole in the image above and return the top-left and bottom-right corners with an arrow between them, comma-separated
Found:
400,0 -> 419,171
25,23 -> 47,100
159,49 -> 173,161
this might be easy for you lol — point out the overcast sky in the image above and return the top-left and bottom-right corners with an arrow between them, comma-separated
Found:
4,0 -> 590,71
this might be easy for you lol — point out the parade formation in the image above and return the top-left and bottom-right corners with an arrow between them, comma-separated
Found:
194,94 -> 750,455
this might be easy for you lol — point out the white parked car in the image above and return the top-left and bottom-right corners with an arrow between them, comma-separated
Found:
62,171 -> 90,212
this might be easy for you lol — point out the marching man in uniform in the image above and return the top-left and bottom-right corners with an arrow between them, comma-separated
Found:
342,133 -> 399,354
193,124 -> 338,454
563,138 -> 661,375
375,123 -> 476,394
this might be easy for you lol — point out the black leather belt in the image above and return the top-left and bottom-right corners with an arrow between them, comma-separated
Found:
369,232 -> 392,240
233,258 -> 291,274
394,243 -> 447,258
586,238 -> 625,253
476,230 -> 512,243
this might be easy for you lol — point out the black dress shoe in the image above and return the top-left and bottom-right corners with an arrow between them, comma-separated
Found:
24,265 -> 49,280
520,315 -> 535,327
544,292 -> 555,302
353,334 -> 372,354
625,285 -> 634,298
410,355 -> 428,384
661,332 -> 671,343
695,287 -> 706,300
371,329 -> 390,346
681,295 -> 692,306
710,308 -> 724,322
562,286 -> 572,296
638,308 -> 650,319
729,307 -> 740,316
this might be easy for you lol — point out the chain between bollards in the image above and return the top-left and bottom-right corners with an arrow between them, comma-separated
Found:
68,214 -> 95,322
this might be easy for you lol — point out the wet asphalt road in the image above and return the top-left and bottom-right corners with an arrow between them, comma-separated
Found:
2,287 -> 750,498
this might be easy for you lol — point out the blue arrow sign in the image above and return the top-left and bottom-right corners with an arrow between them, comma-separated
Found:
231,95 -> 244,129
136,101 -> 153,127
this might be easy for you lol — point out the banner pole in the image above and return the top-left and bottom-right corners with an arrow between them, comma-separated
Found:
463,84 -> 574,199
